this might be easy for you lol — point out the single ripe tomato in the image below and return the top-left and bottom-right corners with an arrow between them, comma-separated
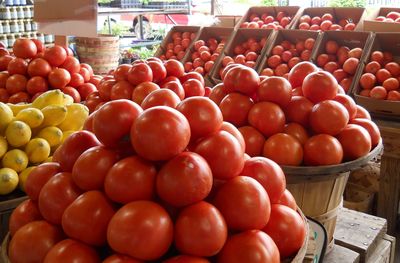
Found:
309,100 -> 349,136
163,81 -> 185,100
248,102 -> 285,137
141,89 -> 181,109
220,122 -> 246,151
333,94 -> 357,120
182,79 -> 205,97
13,38 -> 37,59
164,59 -> 185,77
263,133 -> 303,166
223,66 -> 260,95
44,45 -> 67,66
48,68 -> 71,89
284,96 -> 314,127
98,80 -> 116,101
110,80 -> 134,100
283,123 -> 309,145
127,63 -> 153,86
288,61 -> 318,88
43,239 -> 101,263
350,118 -> 381,147
302,71 -> 338,103
208,83 -> 230,105
8,57 -> 28,75
148,60 -> 167,83
131,82 -> 160,105
337,124 -> 372,161
274,189 -> 297,210
9,200 -> 42,237
24,162 -> 61,201
303,134 -> 343,165
113,64 -> 132,81
257,76 -> 292,107
238,126 -> 265,157
220,93 -> 254,127
61,56 -> 81,74
26,76 -> 48,95
355,105 -> 371,120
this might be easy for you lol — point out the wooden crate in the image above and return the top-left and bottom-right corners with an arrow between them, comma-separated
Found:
334,208 -> 395,263
324,244 -> 360,263
0,192 -> 28,241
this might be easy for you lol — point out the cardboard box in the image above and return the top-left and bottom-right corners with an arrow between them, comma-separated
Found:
210,28 -> 275,84
212,16 -> 242,28
257,29 -> 322,74
34,0 -> 97,22
182,27 -> 234,79
352,33 -> 400,119
237,6 -> 301,29
154,26 -> 201,61
364,8 -> 400,32
311,30 -> 373,94
293,7 -> 366,31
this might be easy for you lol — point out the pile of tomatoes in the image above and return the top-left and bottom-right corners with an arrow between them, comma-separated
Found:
375,11 -> 400,23
315,40 -> 362,93
210,62 -> 381,166
0,38 -> 101,104
358,50 -> 400,101
159,31 -> 198,61
297,13 -> 356,31
8,92 -> 307,262
85,58 -> 211,113
260,37 -> 315,78
240,11 -> 293,30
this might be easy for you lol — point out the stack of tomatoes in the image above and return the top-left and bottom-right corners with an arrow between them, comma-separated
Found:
260,38 -> 315,78
86,58 -> 210,113
240,11 -> 293,30
297,13 -> 356,31
210,62 -> 380,166
315,40 -> 362,92
8,93 -> 306,262
184,38 -> 226,76
375,11 -> 400,23
159,31 -> 197,61
0,38 -> 101,104
358,50 -> 400,101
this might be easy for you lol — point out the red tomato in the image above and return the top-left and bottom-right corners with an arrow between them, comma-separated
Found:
80,67 -> 91,82
195,131 -> 244,180
182,79 -> 205,97
337,124 -> 372,160
163,81 -> 185,100
0,47 -> 9,56
217,230 -> 280,263
32,39 -> 45,53
157,152 -> 212,207
0,72 -> 9,89
302,71 -> 338,103
53,131 -> 101,172
80,63 -> 94,76
220,122 -> 246,151
8,58 -> 28,75
107,201 -> 173,260
93,100 -> 142,147
48,68 -> 71,89
43,239 -> 100,263
175,201 -> 227,256
263,204 -> 306,259
214,176 -> 270,230
0,88 -> 8,102
77,83 -> 97,100
127,63 -> 153,86
114,64 -> 132,81
98,79 -> 116,101
355,105 -> 371,120
263,133 -> 303,166
61,56 -> 80,74
8,92 -> 30,103
163,255 -> 209,263
350,118 -> 381,147
24,162 -> 61,201
248,102 -> 285,137
179,72 -> 205,87
110,80 -> 134,100
283,123 -> 309,145
238,126 -> 266,157
148,60 -> 167,83
26,76 -> 49,96
223,66 -> 260,95
164,59 -> 185,77
288,61 -> 318,88
38,172 -> 82,225
176,97 -> 223,139
333,94 -> 357,120
240,156 -> 286,203
44,45 -> 67,66
104,156 -> 156,204
6,74 -> 27,95
104,254 -> 143,263
62,86 -> 81,103
310,100 -> 349,135
69,73 -> 85,87
274,189 -> 297,210
257,76 -> 292,108
220,93 -> 254,127
62,191 -> 115,246
303,134 -> 343,165
141,89 -> 181,109
0,55 -> 13,71
9,200 -> 42,237
13,38 -> 37,59
208,83 -> 230,105
131,82 -> 160,104
9,221 -> 63,263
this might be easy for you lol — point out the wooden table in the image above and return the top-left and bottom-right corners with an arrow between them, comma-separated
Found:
376,119 -> 400,235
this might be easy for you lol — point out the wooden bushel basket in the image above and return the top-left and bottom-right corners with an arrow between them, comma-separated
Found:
75,35 -> 120,75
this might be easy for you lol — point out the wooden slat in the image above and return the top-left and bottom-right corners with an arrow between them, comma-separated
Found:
324,244 -> 360,263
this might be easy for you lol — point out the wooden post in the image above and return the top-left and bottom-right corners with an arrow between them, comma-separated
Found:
211,0 -> 215,15
54,35 -> 68,46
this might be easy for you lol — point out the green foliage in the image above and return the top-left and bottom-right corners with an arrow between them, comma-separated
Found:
261,0 -> 277,5
100,23 -> 129,36
98,0 -> 112,3
329,0 -> 366,7
129,46 -> 159,59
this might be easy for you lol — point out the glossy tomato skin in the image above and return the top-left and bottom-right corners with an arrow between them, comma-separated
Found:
303,134 -> 343,166
24,162 -> 61,201
337,124 -> 372,161
9,221 -> 64,263
175,201 -> 227,257
257,76 -> 292,108
274,189 -> 297,210
223,66 -> 260,95
38,172 -> 82,225
62,191 -> 115,246
53,131 -> 101,172
263,133 -> 303,166
93,100 -> 143,147
182,79 -> 205,97
107,201 -> 173,260
263,204 -> 306,259
43,239 -> 101,263
283,123 -> 309,145
220,93 -> 254,127
284,96 -> 314,127
9,200 -> 42,237
240,157 -> 286,203
333,94 -> 357,120
110,80 -> 134,100
217,230 -> 280,263
288,61 -> 318,88
164,59 -> 185,78
195,131 -> 244,180
156,152 -> 212,207
238,126 -> 265,157
309,100 -> 349,136
355,105 -> 371,120
177,97 -> 223,139
163,255 -> 210,263
98,79 -> 116,101
131,106 -> 190,161
104,254 -> 143,263
209,83 -> 230,105
148,60 -> 167,83
13,38 -> 37,59
350,118 -> 381,147
105,156 -> 157,204
72,146 -> 119,191
302,71 -> 338,103
127,63 -> 153,86
213,176 -> 271,230
131,82 -> 160,105
248,102 -> 286,137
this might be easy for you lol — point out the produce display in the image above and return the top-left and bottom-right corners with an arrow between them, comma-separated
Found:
298,13 -> 356,31
358,50 -> 400,101
85,58 -> 210,113
315,40 -> 361,92
184,38 -> 227,76
240,11 -> 293,29
0,90 -> 88,196
260,37 -> 315,78
0,38 -> 102,104
210,62 -> 381,166
159,31 -> 197,61
375,11 -> 400,22
8,92 -> 307,262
